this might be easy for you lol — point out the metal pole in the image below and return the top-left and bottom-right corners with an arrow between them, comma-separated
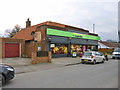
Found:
118,31 -> 120,48
93,24 -> 95,33
118,1 -> 120,47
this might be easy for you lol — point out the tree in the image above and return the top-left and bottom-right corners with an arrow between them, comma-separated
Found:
106,39 -> 117,43
4,24 -> 21,38
0,33 -> 3,37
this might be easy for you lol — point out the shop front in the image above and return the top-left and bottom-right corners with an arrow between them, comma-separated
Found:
87,45 -> 97,51
46,28 -> 100,58
47,36 -> 69,58
50,43 -> 68,57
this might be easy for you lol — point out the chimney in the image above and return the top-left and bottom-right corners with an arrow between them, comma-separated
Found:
26,18 -> 31,28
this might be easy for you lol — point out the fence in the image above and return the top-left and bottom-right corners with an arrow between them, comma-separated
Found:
98,48 -> 114,55
32,51 -> 51,64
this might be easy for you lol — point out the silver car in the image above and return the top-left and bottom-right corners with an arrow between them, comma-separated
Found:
81,51 -> 105,65
112,48 -> 120,59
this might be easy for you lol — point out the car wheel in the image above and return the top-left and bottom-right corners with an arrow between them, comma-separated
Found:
81,62 -> 85,64
102,59 -> 104,63
0,75 -> 2,87
2,75 -> 5,85
93,60 -> 96,65
112,57 -> 115,59
0,75 -> 5,86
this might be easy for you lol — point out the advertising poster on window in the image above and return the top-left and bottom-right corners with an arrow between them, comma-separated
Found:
83,45 -> 86,52
91,46 -> 96,51
38,46 -> 41,51
88,45 -> 91,50
51,44 -> 68,54
71,45 -> 82,54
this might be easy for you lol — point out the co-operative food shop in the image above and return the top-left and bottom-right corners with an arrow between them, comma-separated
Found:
12,19 -> 100,58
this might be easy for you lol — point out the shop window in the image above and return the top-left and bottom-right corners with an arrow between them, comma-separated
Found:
91,46 -> 96,51
50,44 -> 68,54
83,45 -> 86,52
88,45 -> 96,51
50,44 -> 55,48
71,45 -> 83,54
88,45 -> 91,49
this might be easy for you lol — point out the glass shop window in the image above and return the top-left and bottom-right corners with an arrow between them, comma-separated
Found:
50,44 -> 68,54
71,45 -> 83,54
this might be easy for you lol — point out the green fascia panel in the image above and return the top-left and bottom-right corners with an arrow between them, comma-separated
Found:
47,28 -> 100,40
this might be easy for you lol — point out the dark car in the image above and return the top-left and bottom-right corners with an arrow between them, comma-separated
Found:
0,64 -> 15,86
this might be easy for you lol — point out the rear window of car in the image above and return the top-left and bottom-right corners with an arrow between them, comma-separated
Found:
83,52 -> 92,56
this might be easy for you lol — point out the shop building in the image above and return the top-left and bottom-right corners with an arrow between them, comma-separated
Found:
12,19 -> 100,58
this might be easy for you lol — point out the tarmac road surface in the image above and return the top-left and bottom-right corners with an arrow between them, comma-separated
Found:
3,59 -> 119,88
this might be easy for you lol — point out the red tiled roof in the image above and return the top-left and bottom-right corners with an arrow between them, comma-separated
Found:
89,33 -> 98,36
12,26 -> 35,40
99,41 -> 119,48
12,21 -> 95,41
12,22 -> 47,40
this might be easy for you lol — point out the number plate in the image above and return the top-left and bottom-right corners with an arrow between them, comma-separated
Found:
84,59 -> 88,61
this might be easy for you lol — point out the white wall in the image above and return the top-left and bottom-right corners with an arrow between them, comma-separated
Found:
98,42 -> 109,49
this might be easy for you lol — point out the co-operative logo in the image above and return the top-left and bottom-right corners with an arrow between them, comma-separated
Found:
73,33 -> 83,38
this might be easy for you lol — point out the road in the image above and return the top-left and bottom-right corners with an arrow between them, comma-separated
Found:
3,59 -> 118,88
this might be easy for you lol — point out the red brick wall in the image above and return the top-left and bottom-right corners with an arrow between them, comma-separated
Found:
32,51 -> 51,64
25,25 -> 48,58
0,38 -> 2,59
36,26 -> 47,51
25,41 -> 38,57
98,48 -> 114,54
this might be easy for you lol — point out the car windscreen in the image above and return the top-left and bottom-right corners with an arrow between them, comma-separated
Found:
114,48 -> 120,52
99,52 -> 103,56
83,52 -> 92,56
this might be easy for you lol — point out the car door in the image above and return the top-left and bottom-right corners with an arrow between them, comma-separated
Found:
99,52 -> 104,62
97,52 -> 103,62
94,52 -> 101,62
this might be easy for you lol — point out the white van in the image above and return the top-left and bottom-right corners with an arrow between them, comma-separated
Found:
112,48 -> 120,59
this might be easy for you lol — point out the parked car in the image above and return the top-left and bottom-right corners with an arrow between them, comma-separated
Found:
81,51 -> 105,65
112,48 -> 120,59
0,64 -> 15,86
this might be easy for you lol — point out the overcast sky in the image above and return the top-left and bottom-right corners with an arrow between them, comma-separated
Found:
0,0 -> 118,41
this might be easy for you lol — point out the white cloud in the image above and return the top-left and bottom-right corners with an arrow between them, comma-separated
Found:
0,0 -> 118,41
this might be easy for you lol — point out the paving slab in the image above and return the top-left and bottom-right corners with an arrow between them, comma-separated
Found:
52,57 -> 81,65
2,58 -> 32,67
14,63 -> 63,74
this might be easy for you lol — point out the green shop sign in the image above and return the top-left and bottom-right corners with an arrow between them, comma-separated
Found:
47,28 -> 100,40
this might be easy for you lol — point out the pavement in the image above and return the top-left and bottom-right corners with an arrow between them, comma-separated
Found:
14,63 -> 63,74
1,55 -> 113,74
1,57 -> 81,74
1,58 -> 32,67
52,57 -> 81,65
